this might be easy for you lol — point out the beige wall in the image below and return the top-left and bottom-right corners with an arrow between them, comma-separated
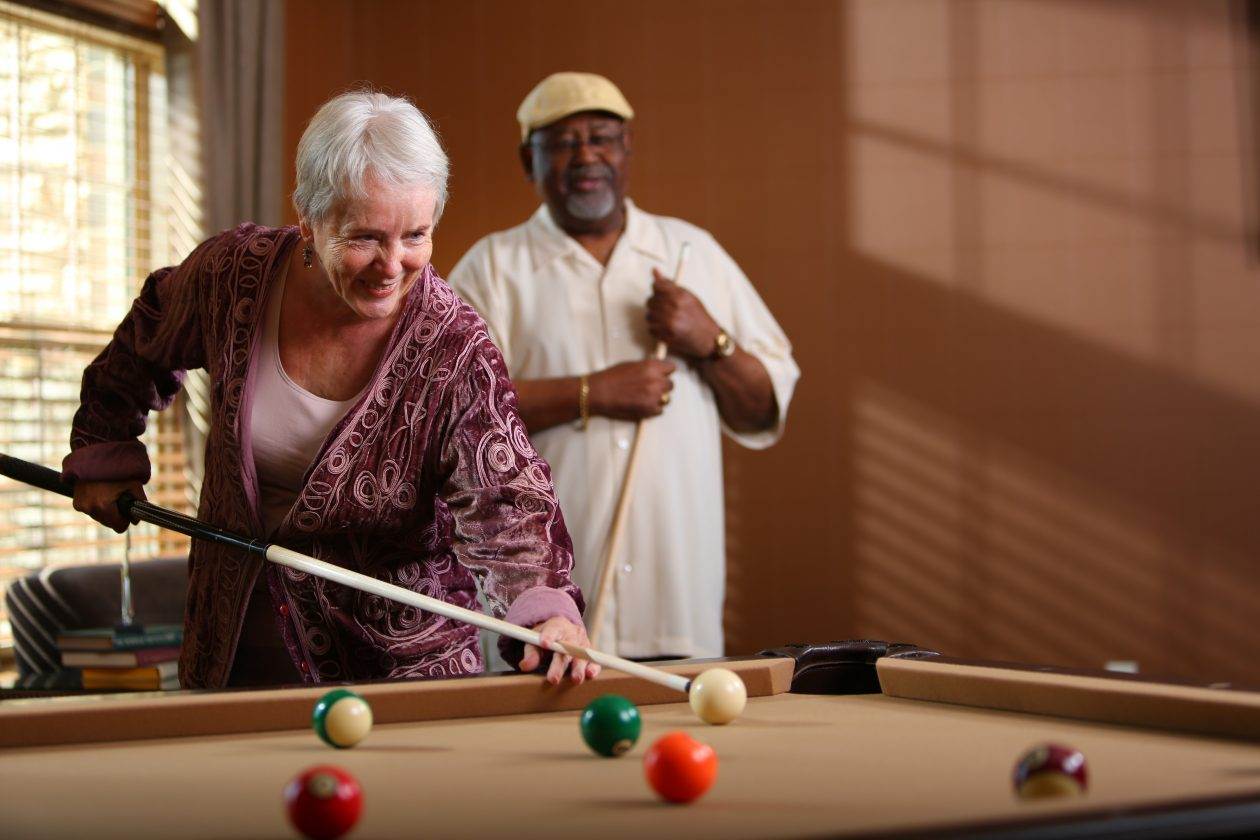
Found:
284,0 -> 1260,683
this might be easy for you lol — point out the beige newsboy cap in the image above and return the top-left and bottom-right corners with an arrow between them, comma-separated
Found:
517,72 -> 634,141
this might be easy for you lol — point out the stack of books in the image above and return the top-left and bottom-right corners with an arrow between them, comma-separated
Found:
54,623 -> 183,690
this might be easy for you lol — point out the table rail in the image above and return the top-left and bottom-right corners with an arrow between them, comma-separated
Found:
0,655 -> 793,749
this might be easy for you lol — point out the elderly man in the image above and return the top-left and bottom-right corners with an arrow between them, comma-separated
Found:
450,72 -> 799,660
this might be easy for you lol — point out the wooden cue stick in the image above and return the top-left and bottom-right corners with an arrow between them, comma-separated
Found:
587,242 -> 691,647
0,453 -> 692,695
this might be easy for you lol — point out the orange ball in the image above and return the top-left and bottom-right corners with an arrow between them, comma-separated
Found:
643,731 -> 718,803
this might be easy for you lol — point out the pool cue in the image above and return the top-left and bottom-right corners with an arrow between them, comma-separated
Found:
0,452 -> 692,695
116,528 -> 142,633
586,242 -> 690,647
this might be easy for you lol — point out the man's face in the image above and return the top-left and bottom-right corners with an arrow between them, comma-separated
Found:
520,111 -> 631,233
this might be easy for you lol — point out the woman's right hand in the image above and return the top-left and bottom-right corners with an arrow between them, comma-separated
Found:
72,480 -> 146,533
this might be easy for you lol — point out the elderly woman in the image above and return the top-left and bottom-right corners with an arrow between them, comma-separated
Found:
62,90 -> 597,689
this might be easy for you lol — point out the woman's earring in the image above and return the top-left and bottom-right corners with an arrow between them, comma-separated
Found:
302,244 -> 314,269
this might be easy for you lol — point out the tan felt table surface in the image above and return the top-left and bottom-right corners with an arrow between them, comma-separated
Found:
6,684 -> 1260,838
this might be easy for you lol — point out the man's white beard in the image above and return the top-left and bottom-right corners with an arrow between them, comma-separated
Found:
566,188 -> 616,221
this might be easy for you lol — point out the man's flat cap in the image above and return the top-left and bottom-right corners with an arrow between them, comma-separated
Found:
517,72 -> 634,141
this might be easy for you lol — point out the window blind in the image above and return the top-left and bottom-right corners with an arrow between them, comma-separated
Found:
0,1 -> 199,647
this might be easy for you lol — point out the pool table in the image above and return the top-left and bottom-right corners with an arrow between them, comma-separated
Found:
4,643 -> 1260,839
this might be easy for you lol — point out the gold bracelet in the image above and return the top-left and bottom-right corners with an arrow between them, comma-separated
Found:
577,375 -> 590,431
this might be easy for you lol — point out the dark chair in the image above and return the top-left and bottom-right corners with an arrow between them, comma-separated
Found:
5,557 -> 187,677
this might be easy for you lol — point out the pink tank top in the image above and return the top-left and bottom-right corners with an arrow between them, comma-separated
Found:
250,274 -> 364,534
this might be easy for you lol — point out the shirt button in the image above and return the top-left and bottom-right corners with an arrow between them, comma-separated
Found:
299,660 -> 309,674
617,438 -> 630,450
622,564 -> 633,573
278,603 -> 289,617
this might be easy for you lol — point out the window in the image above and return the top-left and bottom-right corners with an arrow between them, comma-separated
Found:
0,1 -> 200,646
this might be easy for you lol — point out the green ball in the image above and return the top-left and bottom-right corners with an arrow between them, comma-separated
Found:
579,694 -> 641,757
312,689 -> 373,749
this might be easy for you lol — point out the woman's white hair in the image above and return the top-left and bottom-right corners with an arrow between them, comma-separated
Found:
293,89 -> 450,225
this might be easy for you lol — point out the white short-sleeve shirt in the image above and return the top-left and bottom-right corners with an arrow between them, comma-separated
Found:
449,200 -> 799,657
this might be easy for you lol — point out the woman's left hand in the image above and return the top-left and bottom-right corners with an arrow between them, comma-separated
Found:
519,616 -> 602,685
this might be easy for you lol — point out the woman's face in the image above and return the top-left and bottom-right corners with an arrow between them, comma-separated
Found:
303,179 -> 437,322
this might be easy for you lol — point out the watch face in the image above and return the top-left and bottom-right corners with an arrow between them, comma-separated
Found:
716,331 -> 736,357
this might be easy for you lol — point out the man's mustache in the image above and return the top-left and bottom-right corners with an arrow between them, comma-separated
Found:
565,164 -> 614,186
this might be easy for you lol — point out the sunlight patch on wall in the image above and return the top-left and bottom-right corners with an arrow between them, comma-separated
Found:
843,0 -> 1259,403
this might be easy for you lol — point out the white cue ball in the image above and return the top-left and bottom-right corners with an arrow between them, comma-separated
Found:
688,667 -> 747,725
325,696 -> 374,748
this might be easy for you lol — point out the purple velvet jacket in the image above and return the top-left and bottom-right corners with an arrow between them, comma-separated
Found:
63,224 -> 584,689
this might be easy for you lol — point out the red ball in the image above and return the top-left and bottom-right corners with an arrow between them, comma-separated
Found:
1013,743 -> 1088,798
283,765 -> 363,839
643,731 -> 718,803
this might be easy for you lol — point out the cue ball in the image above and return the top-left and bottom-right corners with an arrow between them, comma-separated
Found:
1013,743 -> 1088,798
580,694 -> 642,757
283,765 -> 363,840
688,668 -> 747,725
643,731 -> 718,804
312,689 -> 373,749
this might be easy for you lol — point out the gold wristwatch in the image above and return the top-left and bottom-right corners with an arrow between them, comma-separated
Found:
712,329 -> 736,360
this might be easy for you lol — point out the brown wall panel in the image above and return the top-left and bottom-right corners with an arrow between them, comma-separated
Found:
282,0 -> 1260,684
